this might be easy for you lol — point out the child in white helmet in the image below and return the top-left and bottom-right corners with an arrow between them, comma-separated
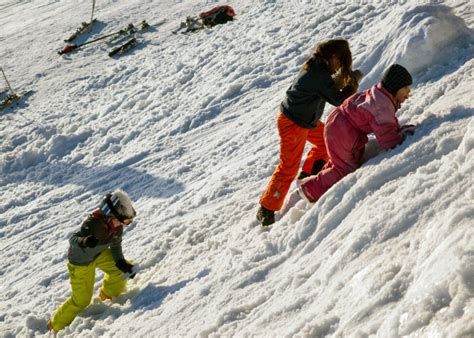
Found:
48,189 -> 137,333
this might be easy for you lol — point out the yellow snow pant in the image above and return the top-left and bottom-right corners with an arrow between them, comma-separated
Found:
50,249 -> 127,332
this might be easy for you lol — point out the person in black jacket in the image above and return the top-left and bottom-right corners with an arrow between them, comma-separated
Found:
48,189 -> 137,333
257,39 -> 362,226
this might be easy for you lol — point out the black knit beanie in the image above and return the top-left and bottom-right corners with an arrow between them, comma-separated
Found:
381,64 -> 413,95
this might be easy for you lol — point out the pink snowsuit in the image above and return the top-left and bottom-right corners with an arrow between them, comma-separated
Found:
300,83 -> 403,202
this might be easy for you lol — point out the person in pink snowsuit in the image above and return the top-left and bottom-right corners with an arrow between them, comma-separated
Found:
299,64 -> 416,202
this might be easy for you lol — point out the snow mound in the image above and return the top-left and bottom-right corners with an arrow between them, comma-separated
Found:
359,4 -> 473,87
0,128 -> 92,174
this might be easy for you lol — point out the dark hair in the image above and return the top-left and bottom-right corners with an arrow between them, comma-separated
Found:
303,39 -> 353,87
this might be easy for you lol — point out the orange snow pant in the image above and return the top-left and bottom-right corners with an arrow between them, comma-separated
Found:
259,112 -> 328,211
50,249 -> 127,332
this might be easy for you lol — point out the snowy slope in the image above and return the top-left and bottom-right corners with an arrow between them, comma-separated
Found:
1,0 -> 473,337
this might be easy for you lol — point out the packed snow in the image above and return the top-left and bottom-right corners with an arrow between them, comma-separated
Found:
0,0 -> 473,337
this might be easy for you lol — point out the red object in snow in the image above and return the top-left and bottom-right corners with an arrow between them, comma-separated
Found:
199,5 -> 236,19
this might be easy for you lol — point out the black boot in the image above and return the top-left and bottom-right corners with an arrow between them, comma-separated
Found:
311,159 -> 326,175
256,205 -> 275,226
297,159 -> 326,180
297,171 -> 310,180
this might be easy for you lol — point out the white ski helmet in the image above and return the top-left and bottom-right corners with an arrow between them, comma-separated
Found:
100,189 -> 136,221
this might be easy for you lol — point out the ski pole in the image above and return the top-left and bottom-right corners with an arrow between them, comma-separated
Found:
59,19 -> 161,56
0,67 -> 16,95
58,31 -> 122,55
91,0 -> 96,23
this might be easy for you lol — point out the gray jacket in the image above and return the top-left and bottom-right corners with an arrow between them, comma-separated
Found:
280,57 -> 352,129
67,211 -> 125,266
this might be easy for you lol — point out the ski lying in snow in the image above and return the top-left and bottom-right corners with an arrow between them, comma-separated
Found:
64,0 -> 98,42
108,37 -> 138,57
108,19 -> 166,57
64,19 -> 97,42
172,16 -> 205,34
106,23 -> 137,46
107,20 -> 151,57
58,19 -> 164,56
0,91 -> 33,110
172,22 -> 187,34
0,67 -> 32,110
59,30 -> 118,55
107,20 -> 150,46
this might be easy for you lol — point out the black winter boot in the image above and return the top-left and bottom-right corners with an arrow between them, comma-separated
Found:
256,205 -> 275,226
297,171 -> 310,180
311,159 -> 326,175
297,159 -> 326,180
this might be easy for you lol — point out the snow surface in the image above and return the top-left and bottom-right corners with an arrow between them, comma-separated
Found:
1,0 -> 473,337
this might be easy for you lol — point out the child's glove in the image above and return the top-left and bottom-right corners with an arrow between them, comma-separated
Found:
116,259 -> 136,279
400,124 -> 416,139
79,235 -> 98,248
